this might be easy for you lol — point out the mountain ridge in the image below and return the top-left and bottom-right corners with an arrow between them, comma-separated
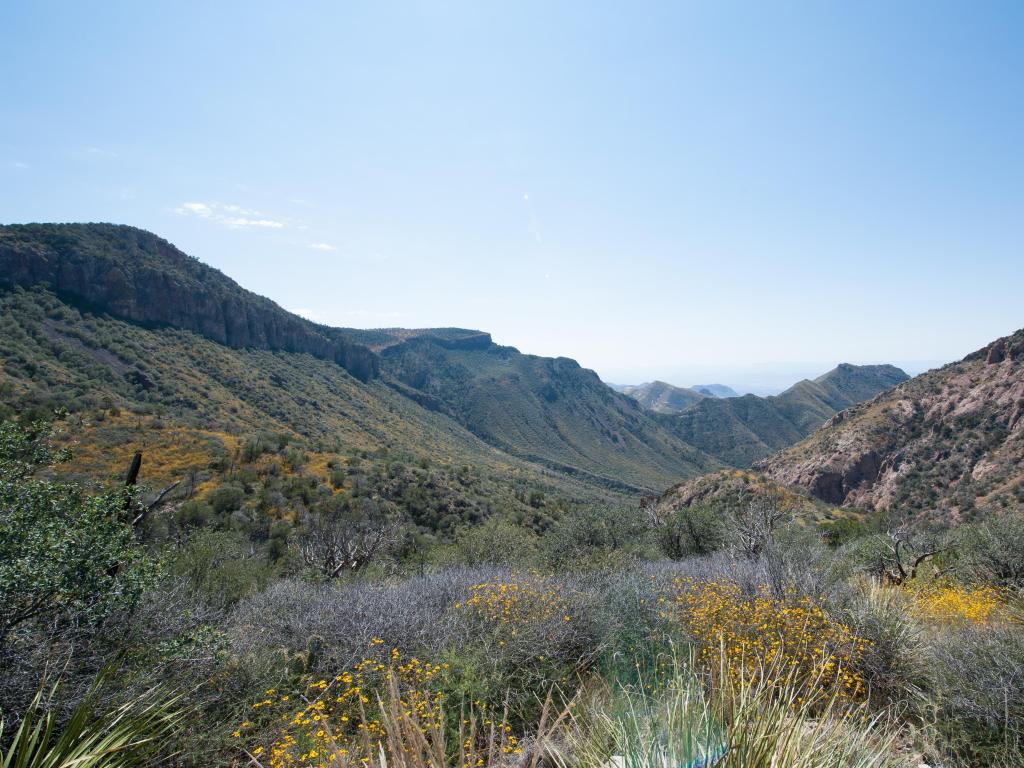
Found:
0,222 -> 720,498
757,329 -> 1024,520
0,223 -> 380,380
657,363 -> 910,467
620,380 -> 708,413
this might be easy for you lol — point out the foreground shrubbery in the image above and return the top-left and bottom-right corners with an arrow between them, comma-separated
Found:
3,418 -> 1024,767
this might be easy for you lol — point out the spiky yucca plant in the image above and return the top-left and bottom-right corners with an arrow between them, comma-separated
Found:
559,651 -> 899,768
0,679 -> 180,768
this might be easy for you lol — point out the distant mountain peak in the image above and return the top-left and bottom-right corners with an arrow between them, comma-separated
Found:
620,381 -> 707,414
659,363 -> 909,467
692,383 -> 739,398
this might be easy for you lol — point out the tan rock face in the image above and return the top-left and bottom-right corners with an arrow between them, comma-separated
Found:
757,328 -> 1024,521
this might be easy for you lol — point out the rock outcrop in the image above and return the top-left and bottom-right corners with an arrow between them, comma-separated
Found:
758,328 -> 1024,520
0,223 -> 379,380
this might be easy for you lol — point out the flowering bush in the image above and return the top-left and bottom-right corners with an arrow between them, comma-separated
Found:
238,642 -> 447,767
660,578 -> 869,703
911,583 -> 1002,625
455,578 -> 573,633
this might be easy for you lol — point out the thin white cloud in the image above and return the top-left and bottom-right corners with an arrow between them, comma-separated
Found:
84,146 -> 118,158
12,161 -> 29,169
174,201 -> 286,229
307,242 -> 336,251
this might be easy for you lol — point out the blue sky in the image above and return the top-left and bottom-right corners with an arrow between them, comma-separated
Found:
2,1 -> 1022,390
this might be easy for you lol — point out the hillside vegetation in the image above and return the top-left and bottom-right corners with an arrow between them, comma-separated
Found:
759,329 -> 1024,522
3,223 -> 1022,768
0,223 -> 718,498
660,363 -> 909,466
4,414 -> 1023,768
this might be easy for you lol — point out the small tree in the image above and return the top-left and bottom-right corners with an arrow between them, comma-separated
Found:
872,527 -> 946,586
0,419 -> 153,648
657,504 -> 727,559
727,496 -> 789,596
296,497 -> 398,578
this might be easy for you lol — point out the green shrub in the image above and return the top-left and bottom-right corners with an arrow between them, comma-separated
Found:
0,419 -> 154,647
924,625 -> 1024,767
170,529 -> 271,608
656,504 -> 726,559
956,514 -> 1024,590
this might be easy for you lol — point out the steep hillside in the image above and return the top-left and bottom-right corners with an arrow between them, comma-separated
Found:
0,223 -> 720,503
0,223 -> 379,380
621,381 -> 707,413
759,330 -> 1024,521
661,364 -> 909,466
378,336 -> 720,490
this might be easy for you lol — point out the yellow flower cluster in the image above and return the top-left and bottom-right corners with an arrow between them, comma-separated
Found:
455,577 -> 572,634
238,643 -> 448,767
661,578 -> 869,703
911,583 -> 1002,625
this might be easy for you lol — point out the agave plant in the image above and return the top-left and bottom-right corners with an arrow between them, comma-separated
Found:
0,677 -> 180,768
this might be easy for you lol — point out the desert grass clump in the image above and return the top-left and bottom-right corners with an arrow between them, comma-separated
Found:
841,580 -> 928,711
559,653 -> 898,768
240,668 -> 569,768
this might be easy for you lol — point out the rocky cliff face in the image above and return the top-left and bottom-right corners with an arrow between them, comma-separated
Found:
758,329 -> 1024,520
0,223 -> 379,381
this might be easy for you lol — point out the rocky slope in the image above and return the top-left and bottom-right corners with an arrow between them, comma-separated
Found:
377,333 -> 721,491
660,364 -> 909,467
0,223 -> 379,380
0,222 -> 721,497
758,330 -> 1024,521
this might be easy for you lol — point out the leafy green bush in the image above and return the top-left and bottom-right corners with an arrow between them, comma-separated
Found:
0,419 -> 154,648
656,504 -> 726,559
170,529 -> 273,608
540,505 -> 651,570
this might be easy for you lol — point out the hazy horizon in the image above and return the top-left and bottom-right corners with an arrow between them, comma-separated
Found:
596,358 -> 947,396
3,1 -> 1022,378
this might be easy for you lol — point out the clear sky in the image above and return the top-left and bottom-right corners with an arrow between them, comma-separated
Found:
2,1 -> 1022,389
